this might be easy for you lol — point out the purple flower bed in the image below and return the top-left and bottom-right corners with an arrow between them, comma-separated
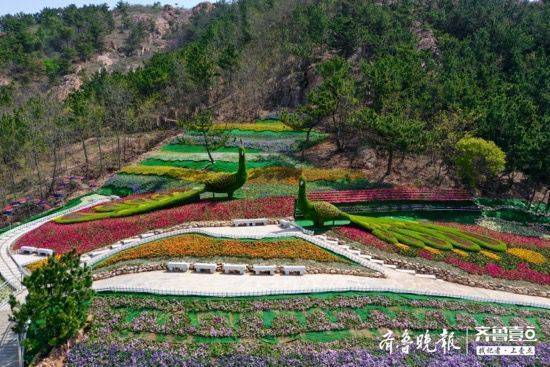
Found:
67,341 -> 550,367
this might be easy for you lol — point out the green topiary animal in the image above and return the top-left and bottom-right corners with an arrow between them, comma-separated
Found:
56,148 -> 249,224
296,177 -> 507,253
204,147 -> 248,199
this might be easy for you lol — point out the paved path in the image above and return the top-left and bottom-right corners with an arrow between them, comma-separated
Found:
0,194 -> 112,367
91,224 -> 550,309
93,269 -> 550,309
0,310 -> 18,367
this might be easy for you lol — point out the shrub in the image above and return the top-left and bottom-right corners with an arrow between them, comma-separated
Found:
454,137 -> 506,188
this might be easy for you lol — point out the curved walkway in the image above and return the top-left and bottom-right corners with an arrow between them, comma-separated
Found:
0,194 -> 112,293
93,271 -> 550,308
90,224 -> 550,309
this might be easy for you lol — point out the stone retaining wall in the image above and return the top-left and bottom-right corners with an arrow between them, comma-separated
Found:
380,256 -> 548,298
92,263 -> 382,281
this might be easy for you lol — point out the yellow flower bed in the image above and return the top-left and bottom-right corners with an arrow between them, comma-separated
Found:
424,246 -> 441,255
451,248 -> 469,258
480,250 -> 501,261
99,234 -> 346,267
395,243 -> 410,251
120,165 -> 218,181
248,166 -> 363,184
507,248 -> 546,265
213,121 -> 293,132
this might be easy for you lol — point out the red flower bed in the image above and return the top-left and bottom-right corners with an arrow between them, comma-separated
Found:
439,222 -> 550,249
14,197 -> 294,254
336,225 -> 550,285
309,187 -> 472,204
333,226 -> 393,252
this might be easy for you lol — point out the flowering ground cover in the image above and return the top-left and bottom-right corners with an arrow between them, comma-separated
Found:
66,291 -> 550,366
14,196 -> 294,254
334,225 -> 550,285
96,234 -> 347,268
307,187 -> 473,204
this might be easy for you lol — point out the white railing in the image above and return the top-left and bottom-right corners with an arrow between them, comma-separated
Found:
85,227 -> 386,274
92,284 -> 550,309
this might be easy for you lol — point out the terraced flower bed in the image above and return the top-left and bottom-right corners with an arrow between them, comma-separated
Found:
307,187 -> 473,204
334,225 -> 550,285
96,234 -> 348,268
14,196 -> 295,254
66,292 -> 550,366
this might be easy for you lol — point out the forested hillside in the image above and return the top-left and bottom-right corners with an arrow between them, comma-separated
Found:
0,0 -> 548,222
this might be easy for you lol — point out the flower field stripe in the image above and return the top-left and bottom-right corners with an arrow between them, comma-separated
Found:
15,197 -> 295,254
307,187 -> 473,204
97,234 -> 346,267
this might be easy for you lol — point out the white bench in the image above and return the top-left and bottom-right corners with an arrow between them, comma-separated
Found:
251,265 -> 276,275
36,248 -> 54,257
20,246 -> 37,254
222,263 -> 247,275
167,261 -> 189,272
139,232 -> 155,239
232,218 -> 268,227
110,244 -> 121,249
193,263 -> 217,274
279,219 -> 291,228
281,265 -> 306,275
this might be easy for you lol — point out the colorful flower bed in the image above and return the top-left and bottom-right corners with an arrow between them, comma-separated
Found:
14,196 -> 294,254
69,292 -> 549,366
97,234 -> 346,267
308,187 -> 473,204
334,225 -> 550,285
66,340 -> 550,367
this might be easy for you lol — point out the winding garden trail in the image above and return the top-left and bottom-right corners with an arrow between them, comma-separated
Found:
92,224 -> 550,309
0,194 -> 112,366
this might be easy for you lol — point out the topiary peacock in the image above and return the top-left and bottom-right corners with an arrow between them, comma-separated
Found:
56,148 -> 249,224
296,177 -> 507,253
204,147 -> 248,199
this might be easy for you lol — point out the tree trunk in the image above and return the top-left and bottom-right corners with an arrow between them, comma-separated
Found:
203,131 -> 215,163
80,135 -> 89,172
385,149 -> 394,178
96,134 -> 104,174
47,149 -> 60,197
115,129 -> 122,169
302,127 -> 312,161
32,150 -> 45,199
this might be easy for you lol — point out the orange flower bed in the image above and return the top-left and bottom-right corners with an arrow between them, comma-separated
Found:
99,234 -> 346,267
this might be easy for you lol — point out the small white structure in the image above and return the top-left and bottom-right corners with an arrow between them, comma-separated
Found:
281,265 -> 306,275
251,265 -> 276,275
139,232 -> 155,239
232,218 -> 268,227
110,244 -> 121,250
279,219 -> 291,228
36,248 -> 54,257
167,261 -> 189,272
20,246 -> 37,254
222,263 -> 247,275
194,263 -> 217,274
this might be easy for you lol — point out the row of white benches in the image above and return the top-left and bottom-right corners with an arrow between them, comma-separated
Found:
167,262 -> 306,275
19,246 -> 54,257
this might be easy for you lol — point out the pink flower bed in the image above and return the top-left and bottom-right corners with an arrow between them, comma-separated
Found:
309,187 -> 472,204
333,226 -> 393,252
14,197 -> 294,254
439,222 -> 550,249
336,225 -> 550,285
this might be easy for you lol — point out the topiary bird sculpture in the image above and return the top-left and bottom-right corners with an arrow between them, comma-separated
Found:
296,177 -> 507,253
56,147 -> 249,224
